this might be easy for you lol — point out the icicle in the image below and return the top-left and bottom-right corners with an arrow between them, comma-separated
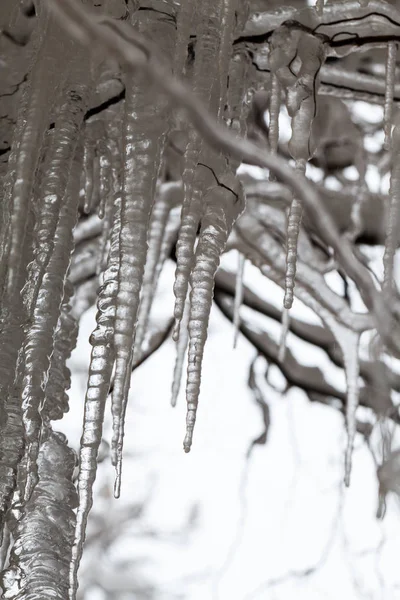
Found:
383,115 -> 400,295
233,252 -> 245,348
315,0 -> 324,14
171,294 -> 190,408
2,430 -> 77,600
269,75 -> 280,157
20,138 -> 81,502
22,68 -> 90,317
133,182 -> 179,359
283,161 -> 306,310
69,195 -> 121,600
43,280 -> 78,422
173,0 -> 224,339
269,25 -> 326,312
384,42 -> 397,149
184,172 -> 244,452
90,150 -> 101,214
335,327 -> 361,486
2,8 -> 72,299
111,7 -> 175,497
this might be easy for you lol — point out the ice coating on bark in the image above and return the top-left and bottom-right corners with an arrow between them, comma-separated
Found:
20,139 -> 81,502
111,5 -> 175,493
69,196 -> 121,600
384,42 -> 397,149
184,171 -> 245,452
1,430 -> 77,600
173,0 -> 224,340
383,116 -> 400,294
233,253 -> 245,349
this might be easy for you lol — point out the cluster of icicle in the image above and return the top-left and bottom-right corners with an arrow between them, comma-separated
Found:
0,0 -> 399,597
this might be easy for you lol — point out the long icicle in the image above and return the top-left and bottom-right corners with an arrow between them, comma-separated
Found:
111,6 -> 175,495
69,194 -> 121,600
184,172 -> 244,452
269,75 -> 281,158
133,182 -> 180,360
172,0 -> 224,340
384,42 -> 397,149
20,137 -> 81,502
2,7 -> 71,300
22,65 -> 91,317
334,327 -> 361,486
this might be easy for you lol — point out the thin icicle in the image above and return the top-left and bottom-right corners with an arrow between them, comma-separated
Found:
173,0 -> 224,339
269,75 -> 280,157
383,115 -> 400,294
97,146 -> 111,220
111,7 -> 175,496
20,140 -> 81,502
334,327 -> 361,486
283,161 -> 306,310
69,195 -> 121,600
269,25 -> 326,311
171,294 -> 190,408
97,125 -> 122,275
384,42 -> 397,149
22,71 -> 90,317
184,172 -> 244,452
233,252 -> 245,348
134,182 -> 180,359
